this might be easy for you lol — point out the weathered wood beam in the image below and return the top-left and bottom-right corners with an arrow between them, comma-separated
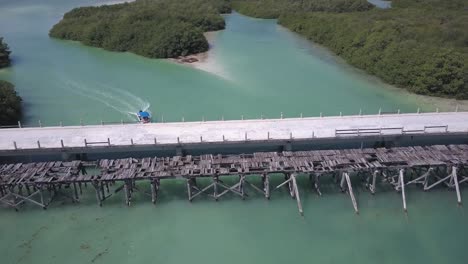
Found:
399,169 -> 407,212
344,172 -> 359,214
452,166 -> 462,205
290,173 -> 303,216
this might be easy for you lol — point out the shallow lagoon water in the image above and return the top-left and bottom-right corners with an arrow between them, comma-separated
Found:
1,1 -> 467,264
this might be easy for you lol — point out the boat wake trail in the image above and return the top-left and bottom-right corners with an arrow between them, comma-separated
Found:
63,79 -> 151,121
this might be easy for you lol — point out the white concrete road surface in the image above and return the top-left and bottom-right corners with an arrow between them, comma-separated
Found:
0,112 -> 467,150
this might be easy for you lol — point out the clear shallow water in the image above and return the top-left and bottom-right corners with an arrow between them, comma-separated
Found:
1,1 -> 466,263
368,0 -> 392,9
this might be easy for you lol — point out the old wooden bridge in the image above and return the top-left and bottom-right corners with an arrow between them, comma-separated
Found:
1,144 -> 467,215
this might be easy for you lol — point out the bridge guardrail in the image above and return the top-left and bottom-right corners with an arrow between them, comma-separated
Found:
0,107 -> 463,130
335,125 -> 449,137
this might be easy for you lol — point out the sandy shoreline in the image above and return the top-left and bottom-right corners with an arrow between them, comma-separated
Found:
167,31 -> 218,70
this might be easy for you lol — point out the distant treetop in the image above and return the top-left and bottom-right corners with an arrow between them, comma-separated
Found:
0,37 -> 11,68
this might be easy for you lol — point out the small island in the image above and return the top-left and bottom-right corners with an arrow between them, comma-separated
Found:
49,0 -> 231,59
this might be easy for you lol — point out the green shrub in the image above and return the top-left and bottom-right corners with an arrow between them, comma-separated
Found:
0,37 -> 11,68
0,80 -> 22,126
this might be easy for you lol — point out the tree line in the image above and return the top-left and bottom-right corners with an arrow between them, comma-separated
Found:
0,37 -> 22,126
233,0 -> 468,99
232,0 -> 373,18
50,0 -> 231,59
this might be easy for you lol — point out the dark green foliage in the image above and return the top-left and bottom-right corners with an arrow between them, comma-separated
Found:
50,0 -> 229,58
392,0 -> 468,10
233,0 -> 468,99
0,37 -> 11,68
279,5 -> 468,99
0,80 -> 22,126
232,0 -> 374,19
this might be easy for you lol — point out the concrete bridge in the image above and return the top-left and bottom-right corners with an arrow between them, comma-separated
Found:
0,111 -> 467,159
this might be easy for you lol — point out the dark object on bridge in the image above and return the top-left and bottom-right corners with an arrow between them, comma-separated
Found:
137,110 -> 151,124
0,144 -> 467,214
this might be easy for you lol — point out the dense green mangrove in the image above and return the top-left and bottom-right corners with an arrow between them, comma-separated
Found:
0,37 -> 11,68
234,0 -> 468,99
50,0 -> 231,58
232,0 -> 373,18
0,80 -> 22,126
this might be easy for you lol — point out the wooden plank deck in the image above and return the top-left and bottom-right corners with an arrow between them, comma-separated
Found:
0,144 -> 465,184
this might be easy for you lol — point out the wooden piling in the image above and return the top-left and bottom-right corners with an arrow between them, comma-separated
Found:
400,169 -> 407,212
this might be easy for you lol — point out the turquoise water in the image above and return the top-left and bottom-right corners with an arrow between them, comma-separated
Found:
1,1 -> 466,264
368,0 -> 392,9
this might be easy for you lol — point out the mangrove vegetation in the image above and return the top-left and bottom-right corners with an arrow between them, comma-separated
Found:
0,80 -> 22,126
232,0 -> 373,18
50,0 -> 231,58
0,37 -> 11,68
233,0 -> 468,99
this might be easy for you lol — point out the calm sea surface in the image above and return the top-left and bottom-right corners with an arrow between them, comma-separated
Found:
0,1 -> 466,263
